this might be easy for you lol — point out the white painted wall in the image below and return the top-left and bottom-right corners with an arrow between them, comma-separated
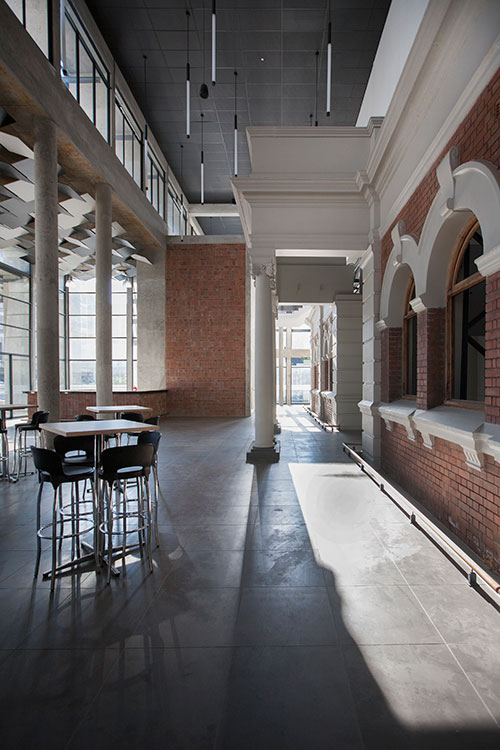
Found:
356,0 -> 430,126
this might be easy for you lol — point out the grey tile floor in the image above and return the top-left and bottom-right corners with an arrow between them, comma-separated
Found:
1,406 -> 500,749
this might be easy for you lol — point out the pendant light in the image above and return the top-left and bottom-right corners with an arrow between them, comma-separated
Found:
200,0 -> 209,99
233,71 -> 238,177
211,0 -> 216,86
314,50 -> 319,127
200,112 -> 205,204
185,10 -> 191,138
326,2 -> 332,116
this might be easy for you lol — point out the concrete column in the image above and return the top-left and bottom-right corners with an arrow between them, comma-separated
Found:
34,117 -> 60,422
278,327 -> 284,405
95,182 -> 113,407
246,263 -> 279,463
137,251 -> 166,390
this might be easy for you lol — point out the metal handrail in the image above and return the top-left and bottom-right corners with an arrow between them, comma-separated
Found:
342,442 -> 500,597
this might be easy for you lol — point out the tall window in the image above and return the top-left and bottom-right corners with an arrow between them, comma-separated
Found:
403,278 -> 417,397
146,146 -> 165,218
5,0 -> 49,58
167,186 -> 184,235
448,220 -> 485,402
115,93 -> 143,187
0,266 -> 31,404
61,2 -> 110,141
67,277 -> 136,391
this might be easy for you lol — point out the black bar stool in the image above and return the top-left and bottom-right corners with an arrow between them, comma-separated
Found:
99,443 -> 154,583
12,411 -> 49,480
120,411 -> 144,444
31,446 -> 97,591
137,430 -> 162,548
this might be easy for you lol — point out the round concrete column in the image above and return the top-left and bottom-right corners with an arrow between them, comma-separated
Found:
247,263 -> 279,463
95,182 -> 113,407
34,117 -> 60,422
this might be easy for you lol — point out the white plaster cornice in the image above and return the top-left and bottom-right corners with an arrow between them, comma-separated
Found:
376,32 -> 500,237
246,125 -> 375,139
358,400 -> 380,417
476,245 -> 500,277
409,296 -> 427,314
232,176 -> 362,196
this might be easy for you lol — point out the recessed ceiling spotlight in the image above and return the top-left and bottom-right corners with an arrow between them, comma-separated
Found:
260,57 -> 265,62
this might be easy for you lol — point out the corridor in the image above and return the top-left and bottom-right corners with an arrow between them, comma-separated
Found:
1,407 -> 500,749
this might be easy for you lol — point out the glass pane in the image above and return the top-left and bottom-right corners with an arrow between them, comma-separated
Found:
405,315 -> 417,396
0,295 -> 30,328
112,338 -> 126,359
0,353 -> 10,404
59,314 -> 65,338
79,41 -> 94,120
0,324 -> 29,355
25,0 -> 49,57
0,274 -> 30,303
5,0 -> 23,23
291,365 -> 311,404
70,360 -> 96,389
62,18 -> 78,100
11,355 -> 29,405
456,228 -> 483,283
60,359 -> 66,390
95,70 -> 109,141
112,316 -> 126,337
453,281 -> 485,401
115,104 -> 124,162
112,360 -> 127,388
69,294 -> 95,315
69,315 -> 95,337
124,119 -> 133,176
292,329 -> 310,349
70,338 -> 96,359
68,278 -> 95,293
112,294 -> 127,315
133,135 -> 142,187
133,360 -> 137,390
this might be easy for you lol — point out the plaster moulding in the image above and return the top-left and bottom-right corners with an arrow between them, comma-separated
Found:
379,400 -> 417,441
358,399 -> 380,417
476,244 -> 500,277
411,406 -> 486,471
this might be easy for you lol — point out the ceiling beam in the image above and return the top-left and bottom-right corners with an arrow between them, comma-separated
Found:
189,203 -> 240,217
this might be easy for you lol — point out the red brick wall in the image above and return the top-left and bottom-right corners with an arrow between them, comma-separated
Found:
165,242 -> 247,417
382,422 -> 500,572
416,308 -> 445,410
381,67 -> 500,274
27,390 -> 168,420
381,327 -> 402,402
380,67 -> 500,570
485,270 -> 500,423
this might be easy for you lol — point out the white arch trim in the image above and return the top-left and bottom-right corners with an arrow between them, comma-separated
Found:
379,152 -> 500,322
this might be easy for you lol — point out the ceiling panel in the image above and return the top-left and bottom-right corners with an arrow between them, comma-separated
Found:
86,0 -> 391,232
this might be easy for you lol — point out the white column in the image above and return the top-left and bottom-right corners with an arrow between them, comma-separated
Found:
95,182 -> 113,407
359,246 -> 382,463
247,263 -> 279,462
34,117 -> 60,422
272,294 -> 279,432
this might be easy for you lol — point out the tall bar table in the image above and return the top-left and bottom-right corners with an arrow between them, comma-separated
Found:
39,419 -> 156,581
86,405 -> 153,418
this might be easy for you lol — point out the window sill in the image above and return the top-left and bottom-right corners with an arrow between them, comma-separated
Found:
378,401 -> 496,471
379,400 -> 418,441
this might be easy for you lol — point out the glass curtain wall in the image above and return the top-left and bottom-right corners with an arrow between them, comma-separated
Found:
146,146 -> 166,218
67,277 -> 137,391
0,266 -> 31,405
115,93 -> 143,188
61,2 -> 110,142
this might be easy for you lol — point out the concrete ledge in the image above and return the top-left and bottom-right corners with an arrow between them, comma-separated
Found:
246,440 -> 281,464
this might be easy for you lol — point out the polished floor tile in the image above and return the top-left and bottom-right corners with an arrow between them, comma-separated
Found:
1,406 -> 500,749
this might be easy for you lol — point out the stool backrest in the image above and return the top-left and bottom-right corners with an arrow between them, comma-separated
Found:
137,430 -> 161,456
76,414 -> 95,421
144,415 -> 160,426
54,435 -> 94,462
31,446 -> 64,479
100,443 -> 154,475
35,411 -> 50,427
121,411 -> 144,422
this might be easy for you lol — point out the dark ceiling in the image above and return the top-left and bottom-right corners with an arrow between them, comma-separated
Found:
86,0 -> 391,234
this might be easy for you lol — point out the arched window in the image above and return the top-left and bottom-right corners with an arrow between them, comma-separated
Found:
447,220 -> 485,402
403,278 -> 417,396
